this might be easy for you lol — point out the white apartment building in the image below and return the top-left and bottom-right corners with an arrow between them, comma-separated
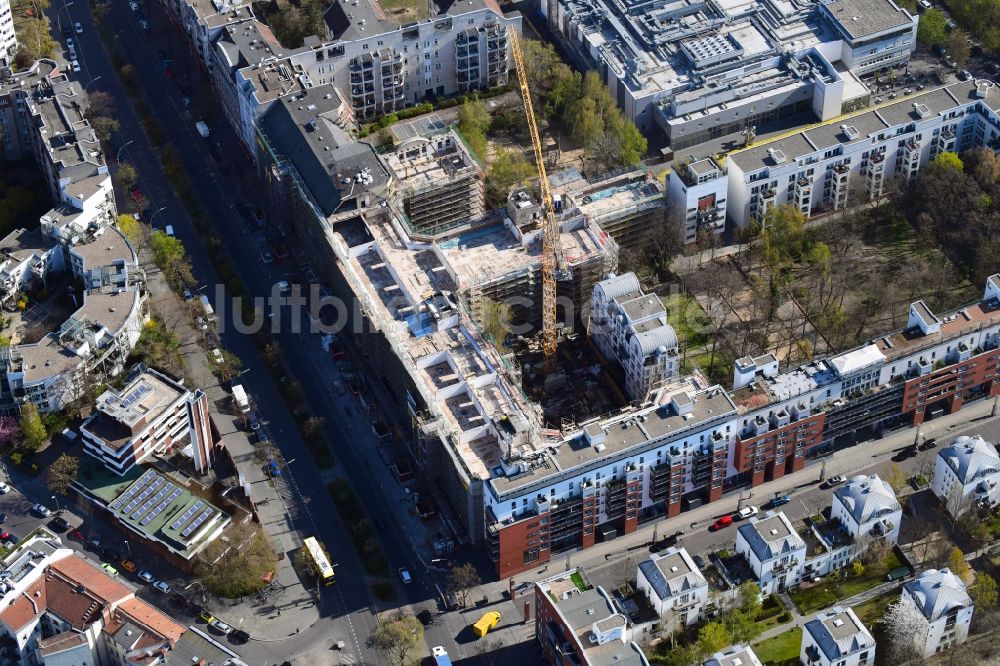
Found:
590,273 -> 680,402
802,606 -> 876,666
0,0 -> 15,65
704,645 -> 765,666
900,568 -> 974,658
831,473 -> 902,543
932,435 -> 1000,517
724,78 -> 1000,229
81,368 -> 214,476
636,547 -> 708,629
666,158 -> 727,245
735,511 -> 806,595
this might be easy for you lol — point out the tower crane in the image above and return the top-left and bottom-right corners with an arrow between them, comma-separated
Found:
508,27 -> 565,374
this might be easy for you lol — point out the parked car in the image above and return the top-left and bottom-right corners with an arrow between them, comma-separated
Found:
0,513 -> 6,524
120,560 -> 138,574
711,515 -> 733,531
49,516 -> 70,531
74,21 -> 83,33
68,529 -> 85,541
138,570 -> 156,584
31,504 -> 51,518
86,537 -> 102,550
398,567 -> 413,585
102,548 -> 121,563
209,618 -> 233,635
737,505 -> 759,520
0,482 -> 9,494
231,629 -> 250,644
766,495 -> 791,509
199,610 -> 215,623
153,581 -> 171,593
196,316 -> 208,331
129,0 -> 138,9
274,280 -> 290,294
101,564 -> 119,577
825,475 -> 846,488
260,250 -> 274,264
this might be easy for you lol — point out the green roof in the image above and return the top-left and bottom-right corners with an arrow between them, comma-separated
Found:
75,457 -> 229,559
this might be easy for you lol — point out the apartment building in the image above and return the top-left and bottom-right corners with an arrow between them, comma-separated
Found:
320,0 -> 520,120
589,273 -> 680,402
801,606 -> 875,666
704,645 -> 765,666
544,0 -> 913,143
81,368 -> 213,476
932,435 -> 1000,517
0,60 -> 147,415
666,158 -> 727,245
735,511 -> 807,595
535,570 -> 649,666
900,568 -> 974,657
380,125 -> 484,235
636,547 -> 708,629
830,473 -> 902,543
0,0 -> 15,65
724,78 -> 1000,229
0,533 -> 186,666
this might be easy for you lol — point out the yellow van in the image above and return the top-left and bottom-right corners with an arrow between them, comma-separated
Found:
472,611 -> 500,638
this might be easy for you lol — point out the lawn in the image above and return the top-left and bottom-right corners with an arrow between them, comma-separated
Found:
851,592 -> 895,627
570,571 -> 588,592
662,293 -> 710,348
753,627 -> 802,666
789,553 -> 901,615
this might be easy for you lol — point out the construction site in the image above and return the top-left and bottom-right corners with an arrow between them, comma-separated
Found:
383,120 -> 486,236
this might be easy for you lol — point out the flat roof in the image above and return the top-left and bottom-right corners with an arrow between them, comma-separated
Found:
821,0 -> 913,40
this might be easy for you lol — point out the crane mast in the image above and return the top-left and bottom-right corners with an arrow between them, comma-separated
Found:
508,28 -> 560,373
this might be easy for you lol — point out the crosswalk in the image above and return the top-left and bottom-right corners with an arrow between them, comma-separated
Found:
338,652 -> 357,665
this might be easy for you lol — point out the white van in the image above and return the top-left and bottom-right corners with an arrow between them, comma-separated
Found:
165,225 -> 175,237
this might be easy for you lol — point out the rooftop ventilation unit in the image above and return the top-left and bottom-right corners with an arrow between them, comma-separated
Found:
767,148 -> 786,164
840,124 -> 859,141
912,102 -> 931,118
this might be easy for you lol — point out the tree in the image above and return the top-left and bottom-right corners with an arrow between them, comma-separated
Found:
882,598 -> 930,662
370,615 -> 423,666
851,559 -> 866,576
738,581 -> 761,616
886,462 -> 907,494
14,20 -> 56,64
694,622 -> 731,661
457,97 -> 490,160
149,231 -> 195,289
971,572 -> 998,611
114,162 -> 139,190
47,453 -> 79,495
213,350 -> 244,385
917,8 -> 948,45
931,151 -> 964,171
947,29 -> 971,68
195,523 -> 277,597
949,547 -> 972,582
760,204 -> 806,268
87,91 -> 116,118
0,416 -> 20,447
860,536 -> 893,565
485,147 -> 535,208
19,403 -> 47,452
447,562 -> 482,608
117,214 -> 142,247
90,116 -> 121,143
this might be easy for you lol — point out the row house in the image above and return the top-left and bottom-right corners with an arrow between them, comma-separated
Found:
932,434 -> 1000,517
901,568 -> 974,658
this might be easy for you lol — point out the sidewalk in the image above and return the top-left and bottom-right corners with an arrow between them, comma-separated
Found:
142,254 -> 321,641
475,396 -> 1000,597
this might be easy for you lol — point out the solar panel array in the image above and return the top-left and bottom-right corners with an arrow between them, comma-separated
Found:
120,383 -> 151,409
109,469 -> 158,512
181,507 -> 214,539
137,487 -> 182,526
170,500 -> 204,532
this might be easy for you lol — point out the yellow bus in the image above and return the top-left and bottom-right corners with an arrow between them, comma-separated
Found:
303,536 -> 335,586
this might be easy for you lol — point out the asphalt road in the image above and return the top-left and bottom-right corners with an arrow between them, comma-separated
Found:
44,1 -> 399,663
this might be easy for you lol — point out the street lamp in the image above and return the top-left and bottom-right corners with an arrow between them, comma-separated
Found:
57,1 -> 75,35
123,540 -> 131,557
116,139 -> 134,163
149,207 -> 167,227
84,75 -> 103,93
50,495 -> 60,512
